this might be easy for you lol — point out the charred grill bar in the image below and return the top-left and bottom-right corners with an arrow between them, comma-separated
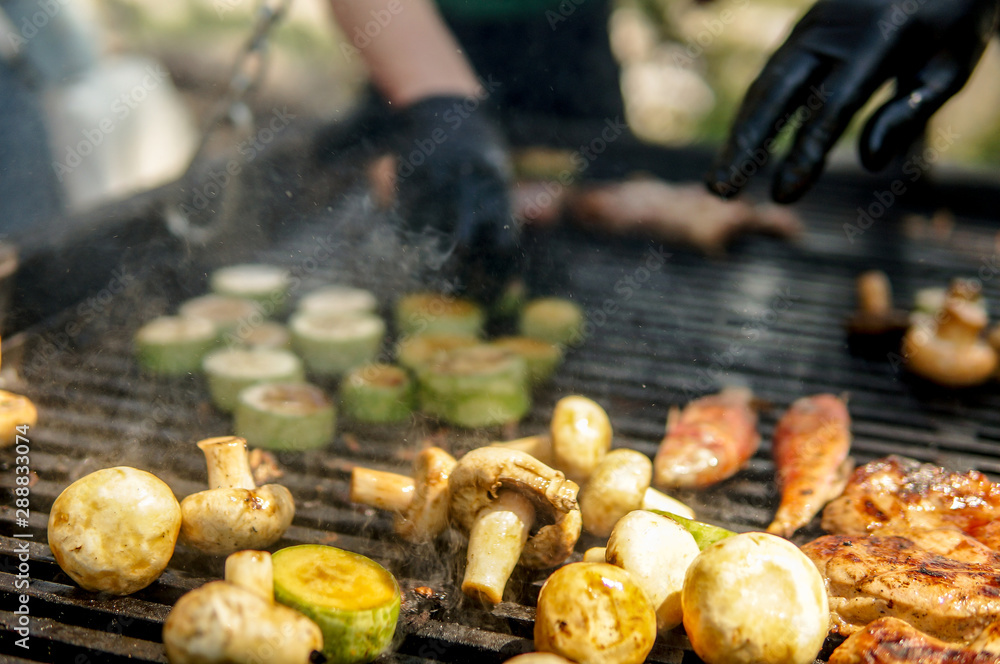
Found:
3,136 -> 1000,663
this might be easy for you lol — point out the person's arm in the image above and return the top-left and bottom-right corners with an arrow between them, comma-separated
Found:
329,0 -> 480,106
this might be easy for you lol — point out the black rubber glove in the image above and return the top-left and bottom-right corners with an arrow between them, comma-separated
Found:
315,94 -> 519,305
706,0 -> 1000,203
391,96 -> 519,305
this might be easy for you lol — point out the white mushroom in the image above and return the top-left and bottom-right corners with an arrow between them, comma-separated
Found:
448,447 -> 581,604
550,396 -> 612,484
579,448 -> 695,537
605,510 -> 700,632
163,550 -> 323,664
47,466 -> 181,595
349,447 -> 457,542
180,436 -> 294,555
505,654 -> 576,664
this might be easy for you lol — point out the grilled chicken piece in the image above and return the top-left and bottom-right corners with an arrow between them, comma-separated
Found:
767,394 -> 853,538
802,530 -> 1000,643
821,455 -> 1000,549
829,617 -> 1000,664
653,387 -> 760,489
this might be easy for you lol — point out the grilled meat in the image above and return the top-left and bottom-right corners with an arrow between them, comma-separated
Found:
821,455 -> 1000,549
828,617 -> 1000,664
767,394 -> 853,538
802,529 -> 1000,643
653,387 -> 760,489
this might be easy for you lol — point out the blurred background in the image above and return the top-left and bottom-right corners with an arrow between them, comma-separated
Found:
3,0 -> 1000,216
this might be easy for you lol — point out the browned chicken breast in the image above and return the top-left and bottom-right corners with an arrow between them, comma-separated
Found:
829,617 -> 1000,664
802,529 -> 1000,643
821,455 -> 1000,549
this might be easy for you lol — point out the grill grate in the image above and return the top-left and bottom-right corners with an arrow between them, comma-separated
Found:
5,170 -> 1000,663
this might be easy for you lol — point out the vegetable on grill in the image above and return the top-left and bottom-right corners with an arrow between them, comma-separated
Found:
210,263 -> 290,312
290,311 -> 386,377
179,294 -> 263,338
448,447 -> 581,604
234,382 -> 336,451
163,550 -> 323,664
135,316 -> 217,375
394,333 -> 479,372
349,446 -> 457,543
48,466 -> 181,595
550,395 -> 612,484
202,347 -> 304,412
179,436 -> 295,555
395,291 -> 484,338
491,336 -> 563,383
272,544 -> 401,664
339,363 -> 414,424
297,285 -> 378,318
519,297 -> 585,346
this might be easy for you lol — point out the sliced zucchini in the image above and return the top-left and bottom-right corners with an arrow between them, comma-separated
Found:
0,391 -> 37,448
234,382 -> 336,451
395,292 -> 484,338
134,316 -> 218,375
298,285 -> 378,317
202,347 -> 305,412
223,320 -> 292,350
519,297 -> 585,347
210,263 -> 290,312
416,345 -> 530,428
339,364 -> 414,424
178,294 -> 263,338
394,333 -> 479,372
272,544 -> 401,664
491,336 -> 563,383
290,312 -> 386,377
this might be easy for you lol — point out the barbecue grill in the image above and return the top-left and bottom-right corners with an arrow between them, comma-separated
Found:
4,122 -> 1000,664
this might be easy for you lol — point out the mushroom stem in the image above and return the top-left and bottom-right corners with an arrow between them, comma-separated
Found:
490,434 -> 553,464
857,270 -> 892,314
225,550 -> 273,602
462,491 -> 536,604
641,487 -> 695,519
350,467 -> 415,512
583,547 -> 607,563
198,436 -> 256,490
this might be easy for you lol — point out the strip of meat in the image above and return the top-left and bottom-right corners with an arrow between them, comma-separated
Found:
829,617 -> 1000,664
653,387 -> 760,489
802,530 -> 1000,643
766,394 -> 853,538
821,455 -> 1000,550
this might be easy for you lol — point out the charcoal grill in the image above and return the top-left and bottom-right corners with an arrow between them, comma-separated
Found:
4,124 -> 1000,664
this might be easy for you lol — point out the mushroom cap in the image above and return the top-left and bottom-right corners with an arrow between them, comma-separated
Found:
163,580 -> 323,664
47,466 -> 181,595
179,484 -> 295,555
504,654 -> 576,664
449,447 -> 581,569
550,395 -> 613,484
395,447 -> 457,543
579,449 -> 652,537
904,327 -> 998,387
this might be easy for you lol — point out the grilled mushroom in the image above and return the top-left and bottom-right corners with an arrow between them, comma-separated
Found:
448,447 -> 582,604
180,436 -> 295,555
846,270 -> 908,356
163,550 -> 324,664
504,654 -> 576,664
550,395 -> 612,484
903,279 -> 997,386
579,448 -> 694,537
350,446 -> 457,543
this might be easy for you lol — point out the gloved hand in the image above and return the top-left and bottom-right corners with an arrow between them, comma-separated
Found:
316,94 -> 519,305
706,0 -> 1000,203
391,96 -> 519,305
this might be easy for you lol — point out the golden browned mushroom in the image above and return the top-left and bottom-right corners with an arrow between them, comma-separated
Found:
448,447 -> 581,604
47,467 -> 182,595
349,446 -> 457,543
903,279 -> 998,387
180,436 -> 295,555
504,654 -> 576,664
0,390 -> 37,448
846,270 -> 909,356
579,449 -> 694,537
163,550 -> 323,664
550,396 -> 612,484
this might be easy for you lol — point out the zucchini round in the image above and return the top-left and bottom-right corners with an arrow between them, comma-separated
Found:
298,285 -> 378,317
134,316 -> 217,375
272,544 -> 401,664
234,382 -> 336,451
394,333 -> 479,372
519,297 -> 585,346
178,294 -> 263,338
395,292 -> 484,338
202,347 -> 305,412
290,312 -> 386,377
339,364 -> 414,424
492,336 -> 563,383
210,263 -> 290,312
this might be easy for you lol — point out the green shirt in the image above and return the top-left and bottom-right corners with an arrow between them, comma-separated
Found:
436,0 -> 586,19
